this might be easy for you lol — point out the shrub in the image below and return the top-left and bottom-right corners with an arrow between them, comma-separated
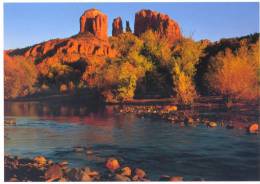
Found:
205,40 -> 259,101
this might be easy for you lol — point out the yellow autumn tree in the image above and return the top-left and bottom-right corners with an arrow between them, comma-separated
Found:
171,38 -> 204,104
206,40 -> 259,101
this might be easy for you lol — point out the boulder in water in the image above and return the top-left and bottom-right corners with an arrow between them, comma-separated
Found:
208,121 -> 217,128
120,166 -> 132,176
248,123 -> 259,133
105,158 -> 120,172
33,156 -> 47,167
134,168 -> 146,179
45,164 -> 63,181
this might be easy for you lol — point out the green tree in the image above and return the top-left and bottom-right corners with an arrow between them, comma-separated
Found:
171,38 -> 204,104
100,33 -> 153,102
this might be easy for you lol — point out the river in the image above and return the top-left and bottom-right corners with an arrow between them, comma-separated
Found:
4,100 -> 260,181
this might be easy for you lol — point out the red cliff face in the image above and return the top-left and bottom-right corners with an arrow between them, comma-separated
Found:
134,9 -> 182,45
80,9 -> 108,40
112,17 -> 123,36
6,9 -> 116,65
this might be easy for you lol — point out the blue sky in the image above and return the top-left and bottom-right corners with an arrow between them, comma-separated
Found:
4,2 -> 259,49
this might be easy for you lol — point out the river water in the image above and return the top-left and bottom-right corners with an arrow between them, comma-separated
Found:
4,101 -> 260,181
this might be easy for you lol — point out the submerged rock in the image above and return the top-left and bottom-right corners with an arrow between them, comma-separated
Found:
73,146 -> 85,153
114,174 -> 131,181
85,149 -> 94,155
159,175 -> 171,181
170,176 -> 183,181
59,160 -> 68,167
67,168 -> 82,181
226,123 -> 234,129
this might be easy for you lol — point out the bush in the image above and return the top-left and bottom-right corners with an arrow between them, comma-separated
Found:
205,40 -> 259,101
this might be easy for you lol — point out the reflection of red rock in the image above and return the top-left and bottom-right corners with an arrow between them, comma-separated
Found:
134,9 -> 182,45
112,17 -> 123,36
80,9 -> 108,40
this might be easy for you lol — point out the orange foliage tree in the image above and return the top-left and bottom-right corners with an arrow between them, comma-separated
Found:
205,40 -> 259,101
4,55 -> 38,99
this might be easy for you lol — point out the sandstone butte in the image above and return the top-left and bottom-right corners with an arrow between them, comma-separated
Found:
134,9 -> 182,45
5,9 -> 182,65
80,8 -> 108,40
6,8 -> 116,66
112,17 -> 123,36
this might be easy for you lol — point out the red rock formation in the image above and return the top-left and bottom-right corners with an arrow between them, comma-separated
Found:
112,17 -> 123,36
125,21 -> 132,33
80,9 -> 108,40
134,9 -> 181,45
6,9 -> 116,64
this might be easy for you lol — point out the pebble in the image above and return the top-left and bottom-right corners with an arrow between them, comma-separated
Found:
208,122 -> 217,128
170,176 -> 183,181
74,146 -> 85,153
86,150 -> 94,155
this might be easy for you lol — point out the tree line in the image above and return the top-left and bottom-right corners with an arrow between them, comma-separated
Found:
4,32 -> 259,104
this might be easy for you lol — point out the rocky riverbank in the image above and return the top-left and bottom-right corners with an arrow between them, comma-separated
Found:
5,155 -> 186,182
117,105 -> 259,133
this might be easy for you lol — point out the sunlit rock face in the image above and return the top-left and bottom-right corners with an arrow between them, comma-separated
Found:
6,9 -> 116,63
134,9 -> 182,45
80,8 -> 108,40
112,17 -> 123,36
